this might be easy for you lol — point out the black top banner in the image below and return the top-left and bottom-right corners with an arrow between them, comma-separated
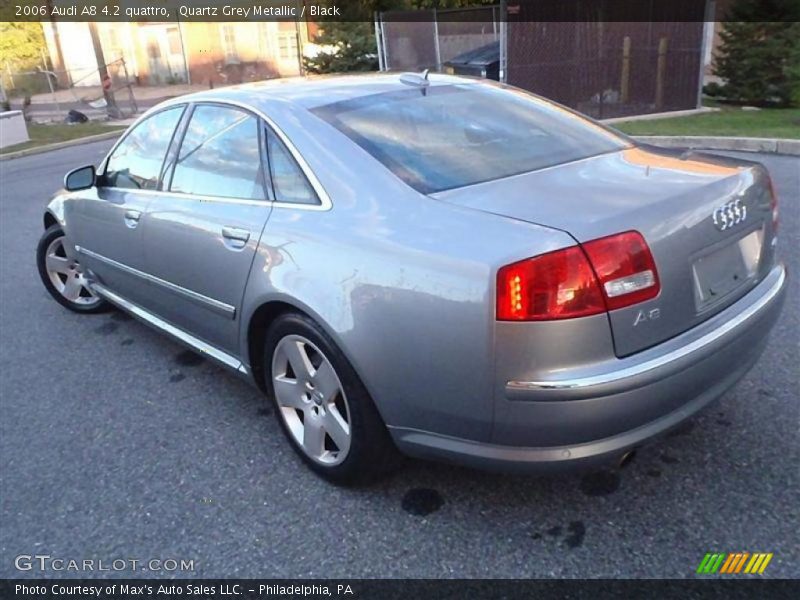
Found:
3,0 -> 800,23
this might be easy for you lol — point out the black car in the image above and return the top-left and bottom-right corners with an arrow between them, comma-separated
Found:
443,41 -> 500,81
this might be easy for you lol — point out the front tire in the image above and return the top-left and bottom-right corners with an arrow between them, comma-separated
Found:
264,312 -> 399,484
36,225 -> 109,314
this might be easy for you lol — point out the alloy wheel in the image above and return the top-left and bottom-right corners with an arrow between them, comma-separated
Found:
44,236 -> 100,307
271,334 -> 352,465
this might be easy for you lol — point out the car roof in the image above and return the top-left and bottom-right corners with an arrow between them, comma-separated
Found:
166,72 -> 480,112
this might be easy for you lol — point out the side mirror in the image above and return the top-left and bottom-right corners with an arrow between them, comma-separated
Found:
64,165 -> 95,191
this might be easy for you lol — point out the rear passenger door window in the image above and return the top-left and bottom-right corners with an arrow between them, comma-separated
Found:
103,106 -> 184,190
170,105 -> 266,200
266,130 -> 319,205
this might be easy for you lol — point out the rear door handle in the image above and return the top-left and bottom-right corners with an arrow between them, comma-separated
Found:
124,209 -> 142,228
222,226 -> 250,249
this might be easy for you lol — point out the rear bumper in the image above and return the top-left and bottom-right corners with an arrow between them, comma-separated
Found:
391,263 -> 786,473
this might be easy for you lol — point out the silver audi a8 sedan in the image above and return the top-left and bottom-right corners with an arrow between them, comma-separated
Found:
37,74 -> 786,483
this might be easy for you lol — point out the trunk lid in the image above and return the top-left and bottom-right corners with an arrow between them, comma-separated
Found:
433,145 -> 777,356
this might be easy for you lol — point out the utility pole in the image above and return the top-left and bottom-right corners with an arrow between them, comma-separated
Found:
45,0 -> 68,86
88,22 -> 120,118
295,1 -> 305,76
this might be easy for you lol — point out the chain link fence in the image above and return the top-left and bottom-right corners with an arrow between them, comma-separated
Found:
376,6 -> 501,73
506,20 -> 705,119
1,57 -> 138,122
376,1 -> 706,119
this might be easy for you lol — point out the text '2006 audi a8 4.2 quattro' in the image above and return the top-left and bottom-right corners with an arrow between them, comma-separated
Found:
37,74 -> 786,483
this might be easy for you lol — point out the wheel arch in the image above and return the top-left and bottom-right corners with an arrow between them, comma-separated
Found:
245,297 -> 362,397
44,211 -> 59,230
246,300 -> 300,392
243,297 -> 390,425
44,195 -> 67,230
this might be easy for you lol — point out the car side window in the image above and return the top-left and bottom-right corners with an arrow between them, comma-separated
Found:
103,107 -> 183,190
170,105 -> 266,200
266,129 -> 319,205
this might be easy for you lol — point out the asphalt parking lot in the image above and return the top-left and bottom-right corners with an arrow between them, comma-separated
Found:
0,140 -> 797,579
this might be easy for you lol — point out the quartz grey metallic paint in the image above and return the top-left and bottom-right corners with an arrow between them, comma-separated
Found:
42,74 -> 787,472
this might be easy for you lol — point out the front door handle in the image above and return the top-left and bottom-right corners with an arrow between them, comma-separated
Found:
124,209 -> 142,228
221,226 -> 250,249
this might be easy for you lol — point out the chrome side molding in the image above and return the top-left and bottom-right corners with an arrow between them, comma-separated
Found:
76,246 -> 236,319
91,282 -> 246,375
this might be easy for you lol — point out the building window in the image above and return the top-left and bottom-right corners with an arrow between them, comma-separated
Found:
278,32 -> 298,60
105,27 -> 118,49
167,26 -> 182,56
221,25 -> 238,62
146,38 -> 161,60
258,22 -> 272,58
101,27 -> 122,61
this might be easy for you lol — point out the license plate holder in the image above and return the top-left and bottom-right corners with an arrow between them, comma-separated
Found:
692,229 -> 763,311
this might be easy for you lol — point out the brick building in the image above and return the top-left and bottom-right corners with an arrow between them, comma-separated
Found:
42,21 -> 314,88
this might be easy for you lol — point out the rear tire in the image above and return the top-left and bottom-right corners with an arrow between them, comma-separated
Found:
264,312 -> 400,484
36,225 -> 109,314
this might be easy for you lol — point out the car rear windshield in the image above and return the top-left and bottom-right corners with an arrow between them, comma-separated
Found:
312,84 -> 629,194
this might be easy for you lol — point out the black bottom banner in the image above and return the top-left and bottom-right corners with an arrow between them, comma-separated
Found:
2,579 -> 799,600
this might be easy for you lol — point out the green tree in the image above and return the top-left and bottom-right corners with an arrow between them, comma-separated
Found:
787,27 -> 800,106
304,21 -> 379,74
0,22 -> 46,70
713,0 -> 800,106
303,0 -> 389,74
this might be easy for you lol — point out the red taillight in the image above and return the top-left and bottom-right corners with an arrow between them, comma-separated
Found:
497,246 -> 605,321
497,231 -> 660,321
768,176 -> 779,232
582,231 -> 660,311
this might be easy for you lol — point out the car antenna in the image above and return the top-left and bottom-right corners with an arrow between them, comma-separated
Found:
400,69 -> 431,93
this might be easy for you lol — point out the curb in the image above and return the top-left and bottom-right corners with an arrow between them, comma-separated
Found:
0,130 -> 123,161
631,135 -> 800,156
602,107 -> 719,124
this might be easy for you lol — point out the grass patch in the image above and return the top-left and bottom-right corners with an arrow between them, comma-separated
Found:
0,122 -> 126,155
613,107 -> 800,139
